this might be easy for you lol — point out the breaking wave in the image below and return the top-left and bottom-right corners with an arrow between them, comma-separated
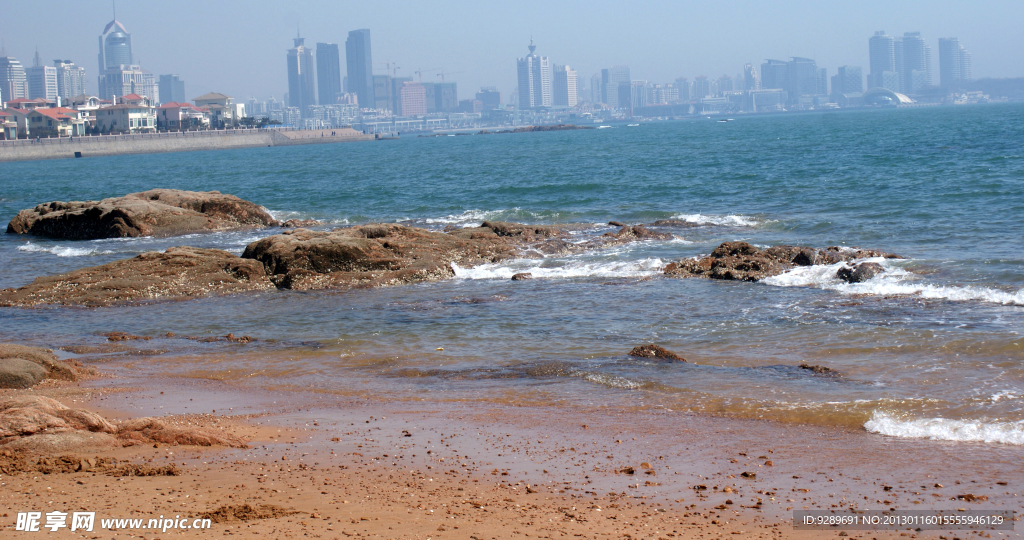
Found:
17,242 -> 114,257
452,257 -> 665,280
864,411 -> 1024,445
669,213 -> 763,227
762,259 -> 1024,306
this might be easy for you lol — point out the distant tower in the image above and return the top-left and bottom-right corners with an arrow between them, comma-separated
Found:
26,49 -> 58,100
868,31 -> 899,91
287,34 -> 316,113
97,12 -> 156,101
516,39 -> 551,109
346,29 -> 374,109
316,42 -> 342,105
938,37 -> 971,90
552,64 -> 577,107
0,53 -> 29,101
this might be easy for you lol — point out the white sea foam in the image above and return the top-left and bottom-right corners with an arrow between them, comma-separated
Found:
17,242 -> 113,257
574,371 -> 645,390
864,411 -> 1024,445
762,259 -> 1024,306
669,213 -> 762,227
452,257 -> 665,280
422,209 -> 501,226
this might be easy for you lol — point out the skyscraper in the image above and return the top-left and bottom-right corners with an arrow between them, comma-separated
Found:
760,60 -> 788,90
476,87 -> 501,109
97,17 -> 156,101
54,60 -> 87,99
900,32 -> 931,94
346,29 -> 374,109
552,65 -> 577,107
600,66 -> 629,107
316,43 -> 342,105
939,38 -> 972,89
743,63 -> 760,92
287,36 -> 316,113
517,40 -> 551,109
692,76 -> 711,99
831,66 -> 863,95
158,74 -> 185,103
0,54 -> 28,102
26,51 -> 58,101
868,31 -> 899,91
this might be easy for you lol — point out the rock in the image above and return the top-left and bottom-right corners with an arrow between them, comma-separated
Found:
242,224 -> 518,290
0,246 -> 273,307
608,221 -> 626,227
628,344 -> 686,362
649,219 -> 702,228
0,396 -> 117,443
117,417 -> 248,448
6,189 -> 278,240
665,241 -> 901,283
280,218 -> 322,228
0,358 -> 47,389
0,344 -> 77,388
511,272 -> 533,281
603,225 -> 674,243
836,262 -> 884,283
799,363 -> 841,377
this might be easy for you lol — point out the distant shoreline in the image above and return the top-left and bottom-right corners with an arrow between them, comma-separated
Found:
0,128 -> 373,163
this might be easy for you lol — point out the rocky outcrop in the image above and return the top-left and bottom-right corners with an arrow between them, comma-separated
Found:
0,344 -> 77,388
511,272 -> 533,281
837,262 -> 884,283
0,246 -> 272,307
664,241 -> 900,282
6,189 -> 278,240
242,224 -> 519,290
0,396 -> 247,455
603,225 -> 674,244
628,344 -> 686,362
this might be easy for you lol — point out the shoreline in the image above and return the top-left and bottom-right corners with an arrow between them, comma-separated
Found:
0,128 -> 373,163
5,360 -> 1021,538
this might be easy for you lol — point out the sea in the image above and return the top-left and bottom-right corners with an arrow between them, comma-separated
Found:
2,104 -> 1023,446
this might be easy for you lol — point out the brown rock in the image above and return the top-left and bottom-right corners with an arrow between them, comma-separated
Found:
836,262 -> 884,283
116,417 -> 248,448
603,225 -> 674,243
7,189 -> 278,240
280,218 -> 323,228
0,246 -> 273,307
628,344 -> 685,362
511,272 -> 533,281
0,396 -> 117,442
0,344 -> 77,388
608,221 -> 626,227
799,363 -> 841,377
242,224 -> 518,290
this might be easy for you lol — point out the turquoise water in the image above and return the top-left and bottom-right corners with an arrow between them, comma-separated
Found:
2,104 -> 1023,442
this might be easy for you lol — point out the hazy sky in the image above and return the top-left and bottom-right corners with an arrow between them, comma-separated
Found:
2,0 -> 1021,101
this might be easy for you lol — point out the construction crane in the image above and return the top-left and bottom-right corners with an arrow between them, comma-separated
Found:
414,68 -> 441,82
436,69 -> 464,82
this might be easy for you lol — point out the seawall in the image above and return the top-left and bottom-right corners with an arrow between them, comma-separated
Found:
0,128 -> 373,163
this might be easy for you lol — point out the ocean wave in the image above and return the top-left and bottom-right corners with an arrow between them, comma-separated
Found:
452,257 -> 665,280
669,213 -> 763,227
573,371 -> 646,390
421,209 -> 504,226
762,259 -> 1024,306
864,411 -> 1024,445
17,242 -> 114,257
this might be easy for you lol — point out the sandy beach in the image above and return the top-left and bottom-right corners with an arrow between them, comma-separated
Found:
3,367 -> 1020,539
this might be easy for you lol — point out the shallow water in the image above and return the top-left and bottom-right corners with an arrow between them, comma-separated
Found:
2,104 -> 1023,444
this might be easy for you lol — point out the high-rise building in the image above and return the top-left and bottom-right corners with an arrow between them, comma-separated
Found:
831,66 -> 863,95
373,74 -> 391,110
760,60 -> 788,90
433,82 -> 458,112
938,37 -> 972,89
346,29 -> 374,109
27,51 -> 58,101
476,87 -> 501,109
600,66 -> 629,107
552,65 -> 577,107
517,40 -> 551,109
390,76 -> 412,114
287,36 -> 315,113
717,75 -> 733,95
399,81 -> 426,116
674,77 -> 690,101
786,58 -> 820,101
900,32 -> 931,94
692,76 -> 711,99
97,17 -> 157,101
54,60 -> 86,99
0,54 -> 28,102
743,64 -> 760,92
816,67 -> 828,96
158,74 -> 185,104
316,43 -> 342,105
868,31 -> 900,91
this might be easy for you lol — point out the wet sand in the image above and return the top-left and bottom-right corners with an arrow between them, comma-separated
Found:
3,372 -> 1021,539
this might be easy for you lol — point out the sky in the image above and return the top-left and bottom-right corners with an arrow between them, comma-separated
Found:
2,0 -> 1021,102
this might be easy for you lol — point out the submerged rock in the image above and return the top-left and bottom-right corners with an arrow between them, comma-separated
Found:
665,241 -> 901,282
799,363 -> 842,377
511,272 -> 533,281
836,262 -> 884,283
6,189 -> 278,240
628,344 -> 686,362
0,247 -> 273,307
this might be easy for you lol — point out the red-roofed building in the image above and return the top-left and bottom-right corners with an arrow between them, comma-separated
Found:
157,102 -> 209,130
95,102 -> 156,133
117,93 -> 150,106
26,107 -> 87,137
5,97 -> 55,110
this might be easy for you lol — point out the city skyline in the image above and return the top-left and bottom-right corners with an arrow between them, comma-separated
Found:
0,0 -> 1020,102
